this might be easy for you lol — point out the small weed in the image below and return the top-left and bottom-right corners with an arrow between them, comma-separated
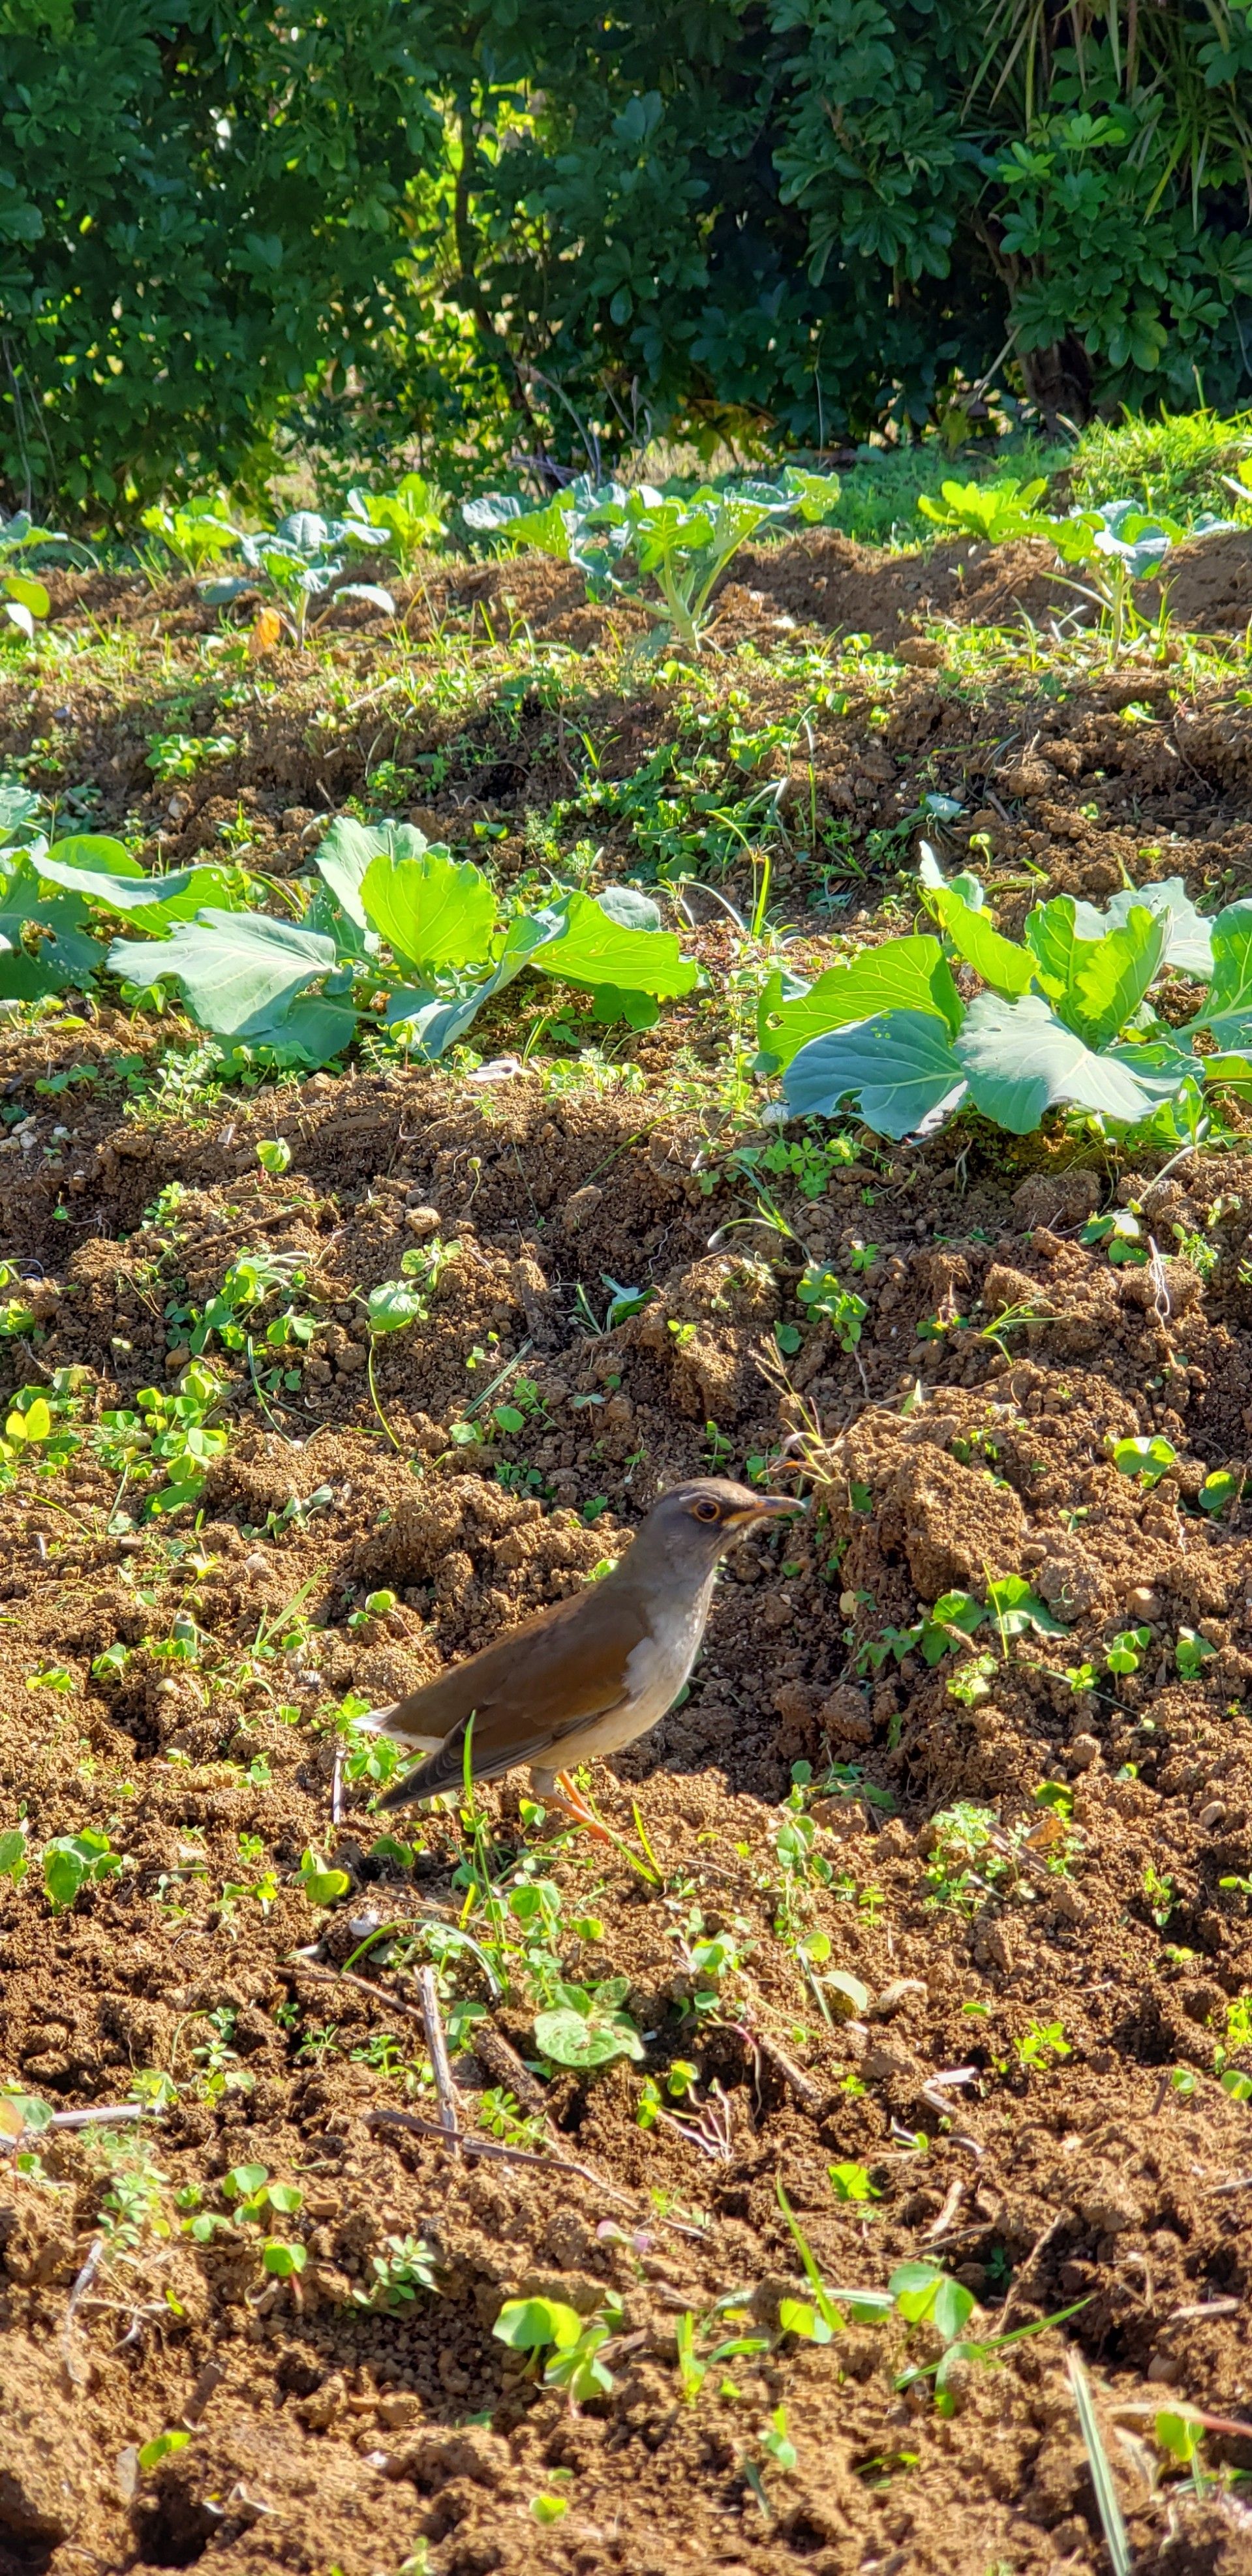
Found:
356,2234 -> 442,2309
1015,2018 -> 1071,2070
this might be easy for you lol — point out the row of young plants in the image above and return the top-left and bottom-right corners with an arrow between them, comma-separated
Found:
134,461 -> 1247,663
129,466 -> 845,655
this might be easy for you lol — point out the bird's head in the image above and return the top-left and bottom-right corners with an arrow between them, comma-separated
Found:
633,1476 -> 804,1577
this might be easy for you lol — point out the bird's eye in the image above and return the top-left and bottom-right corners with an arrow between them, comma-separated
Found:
692,1498 -> 721,1523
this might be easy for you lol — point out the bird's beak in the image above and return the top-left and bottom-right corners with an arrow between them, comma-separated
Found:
730,1493 -> 805,1527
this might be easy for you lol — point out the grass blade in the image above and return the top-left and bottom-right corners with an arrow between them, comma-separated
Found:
1068,2350 -> 1131,2576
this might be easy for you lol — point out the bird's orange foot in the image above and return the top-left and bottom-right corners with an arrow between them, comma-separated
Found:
547,1772 -> 613,1840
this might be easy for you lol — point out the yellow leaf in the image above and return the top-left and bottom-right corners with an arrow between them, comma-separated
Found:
8,1397 -> 50,1442
249,607 -> 282,656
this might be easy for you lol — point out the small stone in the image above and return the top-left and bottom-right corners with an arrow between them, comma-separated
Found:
243,1551 -> 270,1579
376,2392 -> 420,2430
405,1205 -> 441,1236
335,1342 -> 367,1373
1147,2352 -> 1183,2384
870,1978 -> 927,2020
1125,1585 -> 1163,1618
298,2373 -> 346,2429
562,1184 -> 603,1231
1069,1733 -> 1099,1772
1199,1799 -> 1227,1830
165,1345 -> 191,1374
863,2040 -> 923,2087
1079,2180 -> 1143,2234
876,1818 -> 913,1859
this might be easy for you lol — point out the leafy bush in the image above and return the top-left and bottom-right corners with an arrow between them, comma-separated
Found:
776,846 -> 1247,1145
345,476 -> 446,569
6,8 -> 1252,511
236,510 -> 395,643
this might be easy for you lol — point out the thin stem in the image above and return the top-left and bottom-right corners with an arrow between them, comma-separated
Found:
367,1339 -> 401,1449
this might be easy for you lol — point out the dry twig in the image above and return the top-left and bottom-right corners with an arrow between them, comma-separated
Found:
418,1965 -> 461,2149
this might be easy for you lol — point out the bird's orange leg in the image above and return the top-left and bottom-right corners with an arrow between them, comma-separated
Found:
547,1770 -> 614,1841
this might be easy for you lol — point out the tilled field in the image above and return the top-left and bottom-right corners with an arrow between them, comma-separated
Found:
2,541 -> 1252,2576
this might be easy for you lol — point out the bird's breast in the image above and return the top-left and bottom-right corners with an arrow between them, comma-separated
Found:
622,1577 -> 716,1733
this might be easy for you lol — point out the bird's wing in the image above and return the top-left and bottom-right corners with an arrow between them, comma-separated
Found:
372,1582 -> 648,1808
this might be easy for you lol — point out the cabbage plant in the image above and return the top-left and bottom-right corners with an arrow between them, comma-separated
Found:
766,848 -> 1248,1144
465,468 -> 842,652
104,817 -> 697,1065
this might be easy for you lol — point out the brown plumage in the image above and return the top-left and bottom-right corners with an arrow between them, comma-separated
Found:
364,1476 -> 802,1828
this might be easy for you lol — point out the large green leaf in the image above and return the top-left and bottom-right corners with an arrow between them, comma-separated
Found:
108,910 -> 336,1036
37,847 -> 239,924
1023,895 -> 1080,996
784,1009 -> 966,1138
1070,877 -> 1214,977
596,885 -> 663,932
757,935 -> 961,1071
384,911 -> 568,1058
931,884 -> 1035,995
955,991 -> 1163,1131
241,993 -> 361,1065
0,855 -> 104,993
361,845 -> 497,973
42,834 -> 144,879
313,817 -> 431,930
1193,901 -> 1252,1042
1061,905 -> 1166,1049
534,889 -> 697,999
1101,1037 -> 1195,1106
0,782 -> 44,847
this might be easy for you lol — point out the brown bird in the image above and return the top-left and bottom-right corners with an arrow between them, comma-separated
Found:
364,1477 -> 803,1832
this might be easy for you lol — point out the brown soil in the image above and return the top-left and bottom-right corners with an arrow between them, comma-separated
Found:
3,1059 -> 1252,2576
3,538 -> 1252,2576
8,547 -> 1252,924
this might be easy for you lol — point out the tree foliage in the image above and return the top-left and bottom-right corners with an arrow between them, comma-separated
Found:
3,0 -> 1252,515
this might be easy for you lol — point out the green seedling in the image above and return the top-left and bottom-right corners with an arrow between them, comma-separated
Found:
534,1978 -> 644,2070
796,1262 -> 867,1350
829,2160 -> 879,2204
1107,1626 -> 1151,1675
0,1825 -> 29,1887
889,2260 -> 976,2342
298,1848 -> 351,1907
1112,1434 -> 1178,1487
1175,1628 -> 1216,1679
356,2234 -> 441,2308
1081,1208 -> 1148,1266
493,2294 -> 620,2403
775,2178 -> 891,2341
360,1234 -> 459,1445
1015,2018 -> 1071,2070
44,1830 -> 123,1912
136,2431 -> 191,2474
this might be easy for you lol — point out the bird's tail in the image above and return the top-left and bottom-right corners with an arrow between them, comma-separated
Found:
368,1710 -> 472,1811
352,1700 -> 455,1823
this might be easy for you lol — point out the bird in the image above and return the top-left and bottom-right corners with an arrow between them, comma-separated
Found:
363,1477 -> 804,1832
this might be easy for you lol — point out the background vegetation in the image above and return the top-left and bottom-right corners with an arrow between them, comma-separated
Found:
6,0 -> 1252,518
